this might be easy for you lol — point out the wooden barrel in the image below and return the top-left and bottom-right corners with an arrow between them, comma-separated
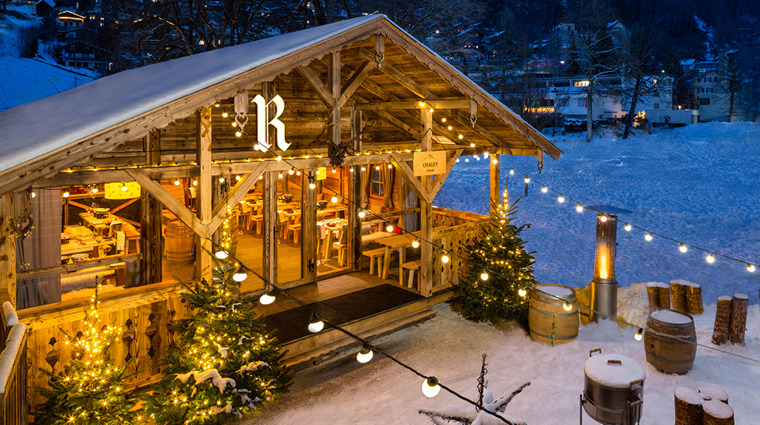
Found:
165,219 -> 195,264
529,283 -> 579,346
644,309 -> 697,374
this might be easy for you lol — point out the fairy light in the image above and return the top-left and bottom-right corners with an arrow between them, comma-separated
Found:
386,224 -> 394,232
492,158 -> 498,164
679,244 -> 688,253
480,270 -> 489,281
458,134 -> 464,140
236,131 -> 242,137
356,344 -> 374,363
600,215 -> 607,222
645,234 -> 653,241
219,177 -> 225,183
358,210 -> 366,218
174,179 -> 180,186
331,196 -> 338,203
563,302 -> 572,311
422,377 -> 440,398
447,125 -> 453,130
441,118 -> 447,123
308,314 -> 324,333
91,187 -> 98,194
576,205 -> 584,213
557,196 -> 565,203
63,191 -> 70,198
288,169 -> 295,175
441,251 -> 451,264
470,142 -> 475,148
222,112 -> 228,118
706,254 -> 715,264
259,291 -> 276,305
634,328 -> 643,341
412,238 -> 420,248
624,223 -> 632,231
748,264 -> 756,273
518,287 -> 527,297
541,186 -> 548,193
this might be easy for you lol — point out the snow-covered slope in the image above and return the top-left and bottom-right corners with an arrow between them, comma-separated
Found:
0,6 -> 94,111
436,123 -> 760,305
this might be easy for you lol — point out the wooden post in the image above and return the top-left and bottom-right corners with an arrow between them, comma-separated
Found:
0,195 -> 16,307
419,108 -> 433,297
489,154 -> 500,216
711,296 -> 732,345
329,52 -> 341,147
195,108 -> 213,282
729,294 -> 748,344
646,282 -> 660,311
658,285 -> 671,310
302,171 -> 317,282
671,282 -> 688,313
687,284 -> 704,315
140,130 -> 162,286
348,107 -> 362,271
263,171 -> 278,286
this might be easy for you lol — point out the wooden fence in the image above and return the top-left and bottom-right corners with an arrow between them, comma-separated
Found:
17,282 -> 189,409
430,208 -> 489,291
0,302 -> 27,425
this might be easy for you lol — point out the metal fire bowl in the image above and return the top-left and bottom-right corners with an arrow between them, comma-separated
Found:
583,377 -> 643,425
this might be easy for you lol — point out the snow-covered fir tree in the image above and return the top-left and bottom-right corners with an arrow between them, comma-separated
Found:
457,192 -> 537,328
144,256 -> 290,424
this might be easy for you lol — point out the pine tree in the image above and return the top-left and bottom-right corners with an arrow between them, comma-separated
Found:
457,193 -> 537,329
34,284 -> 137,425
144,256 -> 290,424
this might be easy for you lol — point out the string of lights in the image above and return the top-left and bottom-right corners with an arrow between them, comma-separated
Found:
503,164 -> 759,272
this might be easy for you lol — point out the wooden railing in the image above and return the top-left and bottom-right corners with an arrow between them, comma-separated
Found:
17,281 -> 189,409
430,208 -> 489,291
0,302 -> 27,425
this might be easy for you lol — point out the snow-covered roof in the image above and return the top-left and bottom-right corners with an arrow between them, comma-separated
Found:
35,0 -> 55,7
0,14 -> 559,192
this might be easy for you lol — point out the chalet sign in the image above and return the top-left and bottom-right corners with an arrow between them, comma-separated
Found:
413,151 -> 446,176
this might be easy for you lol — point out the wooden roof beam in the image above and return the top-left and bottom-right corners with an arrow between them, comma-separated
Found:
357,47 -> 437,100
355,99 -> 470,110
297,65 -> 335,108
337,60 -> 377,108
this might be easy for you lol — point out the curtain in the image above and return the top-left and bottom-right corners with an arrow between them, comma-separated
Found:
361,166 -> 371,208
382,165 -> 395,211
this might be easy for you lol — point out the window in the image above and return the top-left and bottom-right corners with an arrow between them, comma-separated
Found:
370,168 -> 384,196
653,100 -> 659,109
577,98 -> 586,107
573,80 -> 590,87
700,98 -> 710,105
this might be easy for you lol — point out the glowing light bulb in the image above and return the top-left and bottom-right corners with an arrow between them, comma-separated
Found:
358,210 -> 366,218
541,186 -> 548,193
259,291 -> 276,305
288,169 -> 295,175
429,108 -> 434,113
492,158 -> 498,164
63,191 -> 70,198
235,175 -> 241,181
412,238 -> 420,248
558,196 -> 565,203
309,182 -> 316,189
441,251 -> 450,264
31,191 -> 36,198
509,169 -> 515,175
388,164 -> 393,169
121,183 -> 128,191
219,177 -> 225,183
357,344 -> 373,363
375,165 -> 380,170
458,134 -> 464,140
349,167 -> 354,172
645,234 -> 653,241
232,122 -> 237,127
600,215 -> 608,222
706,254 -> 715,264
576,205 -> 584,213
332,168 -> 337,173
518,287 -> 527,297
276,156 -> 282,161
442,118 -> 447,123
215,251 -> 228,259
222,112 -> 228,118
308,314 -> 324,333
634,328 -> 643,341
422,377 -> 440,398
747,264 -> 756,273
480,270 -> 489,281
278,173 -> 283,179
174,179 -> 180,186
418,101 -> 425,107
465,158 -> 469,162
331,196 -> 338,203
232,272 -> 247,282
361,167 -> 366,171
447,125 -> 453,130
470,142 -> 475,148
563,302 -> 573,311
679,244 -> 687,253
91,188 -> 98,194
624,223 -> 632,231
524,177 -> 530,183
484,153 -> 489,158
386,224 -> 394,232
235,131 -> 242,137
193,180 -> 198,186
253,144 -> 260,151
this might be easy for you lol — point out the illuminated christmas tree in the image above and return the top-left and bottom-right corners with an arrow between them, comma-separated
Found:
34,284 -> 137,425
457,192 -> 537,328
143,254 -> 290,424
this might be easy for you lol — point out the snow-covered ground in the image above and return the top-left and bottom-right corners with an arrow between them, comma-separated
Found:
0,6 -> 95,111
248,124 -> 760,424
438,122 -> 760,305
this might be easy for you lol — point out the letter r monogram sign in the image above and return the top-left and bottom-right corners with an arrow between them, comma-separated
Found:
252,94 -> 289,151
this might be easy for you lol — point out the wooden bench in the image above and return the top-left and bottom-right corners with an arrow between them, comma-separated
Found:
401,260 -> 422,290
361,248 -> 386,276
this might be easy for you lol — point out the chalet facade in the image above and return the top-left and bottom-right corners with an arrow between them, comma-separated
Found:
0,14 -> 560,412
62,41 -> 111,70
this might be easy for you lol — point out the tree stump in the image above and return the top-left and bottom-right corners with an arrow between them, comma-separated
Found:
711,296 -> 732,345
675,387 -> 704,425
729,294 -> 748,344
703,400 -> 734,425
658,285 -> 671,310
699,387 -> 729,404
687,284 -> 704,315
671,282 -> 688,313
646,283 -> 660,311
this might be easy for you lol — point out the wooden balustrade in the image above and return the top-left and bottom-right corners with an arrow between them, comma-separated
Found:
17,281 -> 189,409
432,207 -> 488,228
429,209 -> 489,291
0,302 -> 27,425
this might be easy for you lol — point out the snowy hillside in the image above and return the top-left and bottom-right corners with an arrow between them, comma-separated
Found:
0,6 -> 94,111
437,122 -> 760,305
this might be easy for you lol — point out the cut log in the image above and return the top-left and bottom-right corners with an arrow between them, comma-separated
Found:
646,282 -> 660,311
674,387 -> 703,425
703,399 -> 734,425
711,296 -> 732,345
670,282 -> 687,313
658,285 -> 671,310
687,284 -> 704,315
729,294 -> 748,344
699,387 -> 729,404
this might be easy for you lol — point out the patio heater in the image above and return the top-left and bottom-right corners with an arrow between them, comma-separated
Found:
587,206 -> 632,322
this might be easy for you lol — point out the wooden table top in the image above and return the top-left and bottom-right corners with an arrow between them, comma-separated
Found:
374,231 -> 420,249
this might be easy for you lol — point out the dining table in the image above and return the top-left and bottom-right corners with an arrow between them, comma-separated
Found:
317,218 -> 348,259
374,231 -> 421,285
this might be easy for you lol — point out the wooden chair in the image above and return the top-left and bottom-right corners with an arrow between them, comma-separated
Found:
252,205 -> 264,235
332,225 -> 348,266
287,215 -> 302,244
362,248 -> 386,276
402,260 -> 422,290
238,202 -> 251,231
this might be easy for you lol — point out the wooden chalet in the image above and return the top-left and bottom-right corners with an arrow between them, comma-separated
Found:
0,14 -> 561,412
